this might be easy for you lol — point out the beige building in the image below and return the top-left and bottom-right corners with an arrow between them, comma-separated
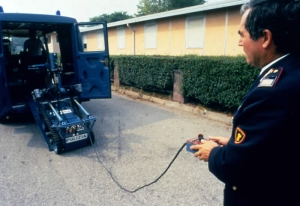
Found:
82,0 -> 248,56
46,32 -> 60,53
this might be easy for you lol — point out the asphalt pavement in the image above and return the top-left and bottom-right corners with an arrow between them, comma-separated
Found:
0,91 -> 232,206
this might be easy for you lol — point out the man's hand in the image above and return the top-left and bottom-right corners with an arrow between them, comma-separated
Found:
209,136 -> 229,146
190,140 -> 219,162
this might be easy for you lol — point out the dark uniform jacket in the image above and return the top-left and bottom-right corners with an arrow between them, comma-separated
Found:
208,54 -> 300,206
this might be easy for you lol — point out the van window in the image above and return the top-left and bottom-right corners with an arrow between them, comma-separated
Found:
78,24 -> 105,52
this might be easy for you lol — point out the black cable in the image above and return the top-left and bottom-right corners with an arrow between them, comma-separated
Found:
91,141 -> 187,193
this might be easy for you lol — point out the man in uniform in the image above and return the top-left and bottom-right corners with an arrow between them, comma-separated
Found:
191,0 -> 300,205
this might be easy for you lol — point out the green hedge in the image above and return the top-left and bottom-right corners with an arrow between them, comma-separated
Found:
110,55 -> 175,92
180,56 -> 259,112
110,55 -> 259,113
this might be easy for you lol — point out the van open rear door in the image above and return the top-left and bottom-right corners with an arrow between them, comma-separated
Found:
74,22 -> 111,100
0,33 -> 12,117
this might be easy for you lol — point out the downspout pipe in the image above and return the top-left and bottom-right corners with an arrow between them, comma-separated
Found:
127,23 -> 135,55
224,9 -> 229,55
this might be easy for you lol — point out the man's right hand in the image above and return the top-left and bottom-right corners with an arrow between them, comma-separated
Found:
208,136 -> 229,146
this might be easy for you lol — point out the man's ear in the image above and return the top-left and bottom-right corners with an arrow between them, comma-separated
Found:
262,29 -> 273,49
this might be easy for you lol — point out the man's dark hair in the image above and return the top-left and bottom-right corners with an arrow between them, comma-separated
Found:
241,0 -> 300,54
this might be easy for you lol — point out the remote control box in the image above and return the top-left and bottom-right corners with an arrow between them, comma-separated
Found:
186,134 -> 204,153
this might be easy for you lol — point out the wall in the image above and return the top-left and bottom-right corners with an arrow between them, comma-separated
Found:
225,7 -> 243,55
88,5 -> 244,56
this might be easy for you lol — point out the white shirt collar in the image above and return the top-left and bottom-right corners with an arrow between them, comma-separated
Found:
259,53 -> 290,75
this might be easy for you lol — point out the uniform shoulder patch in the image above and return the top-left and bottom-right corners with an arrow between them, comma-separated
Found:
234,127 -> 246,144
258,67 -> 283,88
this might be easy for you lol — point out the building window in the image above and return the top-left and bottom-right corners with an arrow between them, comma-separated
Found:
145,22 -> 157,49
82,34 -> 87,49
117,27 -> 126,49
186,15 -> 205,48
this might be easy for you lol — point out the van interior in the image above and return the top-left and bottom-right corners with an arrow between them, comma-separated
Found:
1,21 -> 76,107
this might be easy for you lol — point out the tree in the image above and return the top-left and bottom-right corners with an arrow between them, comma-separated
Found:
136,0 -> 206,17
168,0 -> 206,10
89,11 -> 133,23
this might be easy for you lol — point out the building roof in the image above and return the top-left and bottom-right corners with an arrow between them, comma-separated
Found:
0,13 -> 76,24
80,0 -> 247,33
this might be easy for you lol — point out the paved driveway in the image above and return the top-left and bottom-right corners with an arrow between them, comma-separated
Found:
0,92 -> 232,206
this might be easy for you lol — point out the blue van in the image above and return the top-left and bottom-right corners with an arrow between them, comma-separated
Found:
0,7 -> 111,153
